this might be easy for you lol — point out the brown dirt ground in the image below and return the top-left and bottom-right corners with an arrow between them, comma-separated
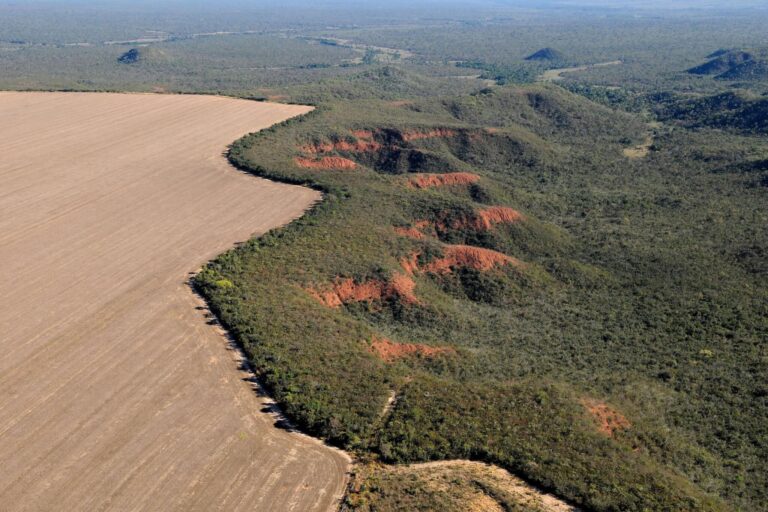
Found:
622,136 -> 653,159
369,337 -> 455,362
401,128 -> 457,142
407,172 -> 480,189
412,206 -> 524,235
0,92 -> 349,511
475,206 -> 525,229
307,273 -> 419,308
423,245 -> 523,274
295,155 -> 358,170
301,139 -> 382,154
400,252 -> 422,275
622,123 -> 659,159
581,399 -> 632,437
394,226 -> 426,240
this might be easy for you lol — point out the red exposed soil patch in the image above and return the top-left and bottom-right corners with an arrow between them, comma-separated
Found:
394,226 -> 426,240
434,206 -> 526,232
342,139 -> 382,152
335,278 -> 386,303
407,172 -> 480,189
406,218 -> 440,234
401,128 -> 457,142
581,399 -> 631,437
475,206 -> 525,230
301,139 -> 382,154
399,206 -> 524,241
294,156 -> 357,170
300,127 -> 462,163
401,246 -> 522,276
301,142 -> 335,153
370,336 -> 455,362
389,100 -> 413,107
400,252 -> 421,275
389,273 -> 419,303
423,245 -> 522,274
302,126 -> 459,155
307,273 -> 419,308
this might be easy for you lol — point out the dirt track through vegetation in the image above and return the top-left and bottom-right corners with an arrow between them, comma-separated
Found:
537,60 -> 622,82
0,92 -> 348,511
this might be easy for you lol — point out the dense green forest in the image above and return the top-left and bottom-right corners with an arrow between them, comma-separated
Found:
192,71 -> 767,510
3,2 -> 767,510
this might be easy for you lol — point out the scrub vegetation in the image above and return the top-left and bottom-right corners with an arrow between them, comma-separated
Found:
195,70 -> 767,511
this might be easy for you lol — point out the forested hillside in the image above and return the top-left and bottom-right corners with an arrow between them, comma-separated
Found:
195,70 -> 767,511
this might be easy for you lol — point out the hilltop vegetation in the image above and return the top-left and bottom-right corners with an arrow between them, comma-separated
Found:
117,48 -> 140,64
655,90 -> 768,134
525,47 -> 566,62
192,64 -> 767,511
688,48 -> 768,81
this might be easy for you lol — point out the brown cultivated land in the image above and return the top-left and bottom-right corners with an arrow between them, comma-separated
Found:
0,92 -> 348,511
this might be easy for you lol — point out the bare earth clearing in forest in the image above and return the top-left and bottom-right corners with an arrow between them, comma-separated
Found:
537,60 -> 622,82
0,92 -> 348,511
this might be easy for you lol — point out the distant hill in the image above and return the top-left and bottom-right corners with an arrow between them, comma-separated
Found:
687,50 -> 754,75
117,48 -> 140,64
717,58 -> 768,81
687,48 -> 768,81
117,47 -> 172,66
706,48 -> 731,59
524,47 -> 565,62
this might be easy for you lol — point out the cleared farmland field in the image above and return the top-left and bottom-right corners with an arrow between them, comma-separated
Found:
0,92 -> 347,511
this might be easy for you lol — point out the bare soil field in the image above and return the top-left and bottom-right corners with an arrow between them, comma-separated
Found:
0,92 -> 348,511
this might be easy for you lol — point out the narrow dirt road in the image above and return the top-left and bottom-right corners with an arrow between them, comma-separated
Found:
0,92 -> 348,511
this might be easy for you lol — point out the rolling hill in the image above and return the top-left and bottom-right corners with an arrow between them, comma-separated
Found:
525,47 -> 566,62
195,71 -> 767,511
688,48 -> 768,81
656,90 -> 768,133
